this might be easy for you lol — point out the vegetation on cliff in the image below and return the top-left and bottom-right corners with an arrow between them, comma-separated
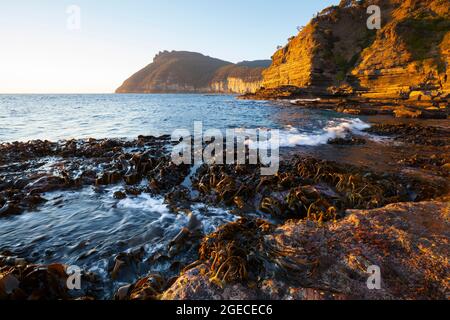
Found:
259,0 -> 450,99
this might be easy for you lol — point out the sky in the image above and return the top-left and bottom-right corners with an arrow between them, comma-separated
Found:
0,0 -> 339,93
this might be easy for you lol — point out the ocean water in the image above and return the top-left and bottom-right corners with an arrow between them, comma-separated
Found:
0,94 -> 370,298
0,94 -> 369,144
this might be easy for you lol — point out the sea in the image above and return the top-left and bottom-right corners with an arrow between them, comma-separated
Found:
0,94 -> 371,297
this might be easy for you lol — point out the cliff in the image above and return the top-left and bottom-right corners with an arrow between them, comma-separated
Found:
210,61 -> 270,94
116,51 -> 270,94
260,0 -> 450,99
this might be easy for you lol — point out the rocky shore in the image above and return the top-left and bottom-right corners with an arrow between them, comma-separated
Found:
1,116 -> 449,300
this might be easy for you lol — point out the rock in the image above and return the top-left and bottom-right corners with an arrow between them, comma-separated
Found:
116,51 -> 271,94
116,274 -> 170,300
124,173 -> 140,185
0,273 -> 20,298
125,187 -> 143,196
115,284 -> 132,300
161,265 -> 258,300
394,106 -> 423,118
259,280 -> 349,300
341,108 -> 378,116
365,123 -> 450,146
246,0 -> 449,100
129,274 -> 165,300
113,191 -> 127,200
110,249 -> 145,281
0,257 -> 100,300
328,137 -> 367,145
409,91 -> 434,101
442,163 -> 450,173
161,201 -> 449,300
0,203 -> 22,217
24,175 -> 67,193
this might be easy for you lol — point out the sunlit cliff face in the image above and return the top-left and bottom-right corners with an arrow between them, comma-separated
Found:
261,0 -> 450,98
210,77 -> 263,94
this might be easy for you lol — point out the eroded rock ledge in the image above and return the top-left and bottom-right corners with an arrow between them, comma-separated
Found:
161,201 -> 449,300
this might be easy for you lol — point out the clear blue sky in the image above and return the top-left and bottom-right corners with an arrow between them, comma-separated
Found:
0,0 -> 338,93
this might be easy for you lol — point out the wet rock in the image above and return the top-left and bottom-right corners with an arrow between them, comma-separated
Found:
168,215 -> 203,258
165,186 -> 192,211
259,280 -> 349,300
393,106 -> 423,119
366,124 -> 450,146
113,191 -> 127,200
148,160 -> 191,193
110,248 -> 145,282
22,194 -> 47,207
115,284 -> 132,300
24,175 -> 67,194
124,172 -> 141,185
0,136 -> 178,219
0,257 -> 100,300
125,186 -> 144,196
0,202 -> 22,217
328,137 -> 367,145
0,140 -> 57,165
96,171 -> 123,186
128,274 -> 165,300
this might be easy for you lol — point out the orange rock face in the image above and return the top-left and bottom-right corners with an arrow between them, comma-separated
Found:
261,0 -> 450,99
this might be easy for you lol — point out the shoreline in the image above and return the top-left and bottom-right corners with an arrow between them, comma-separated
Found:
1,109 -> 449,300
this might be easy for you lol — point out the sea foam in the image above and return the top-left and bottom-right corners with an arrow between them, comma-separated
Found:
248,118 -> 370,149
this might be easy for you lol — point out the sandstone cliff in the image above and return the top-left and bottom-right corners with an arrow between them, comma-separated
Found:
210,61 -> 270,94
260,0 -> 450,99
116,51 -> 270,94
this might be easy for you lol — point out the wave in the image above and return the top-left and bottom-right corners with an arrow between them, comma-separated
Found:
117,193 -> 236,234
279,118 -> 370,147
248,118 -> 371,149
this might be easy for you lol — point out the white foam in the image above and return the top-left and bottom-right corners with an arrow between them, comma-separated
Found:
191,204 -> 237,234
290,98 -> 321,104
248,118 -> 370,149
116,193 -> 236,234
281,118 -> 370,147
117,194 -> 170,214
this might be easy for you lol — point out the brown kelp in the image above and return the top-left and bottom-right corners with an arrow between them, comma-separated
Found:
197,218 -> 274,287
